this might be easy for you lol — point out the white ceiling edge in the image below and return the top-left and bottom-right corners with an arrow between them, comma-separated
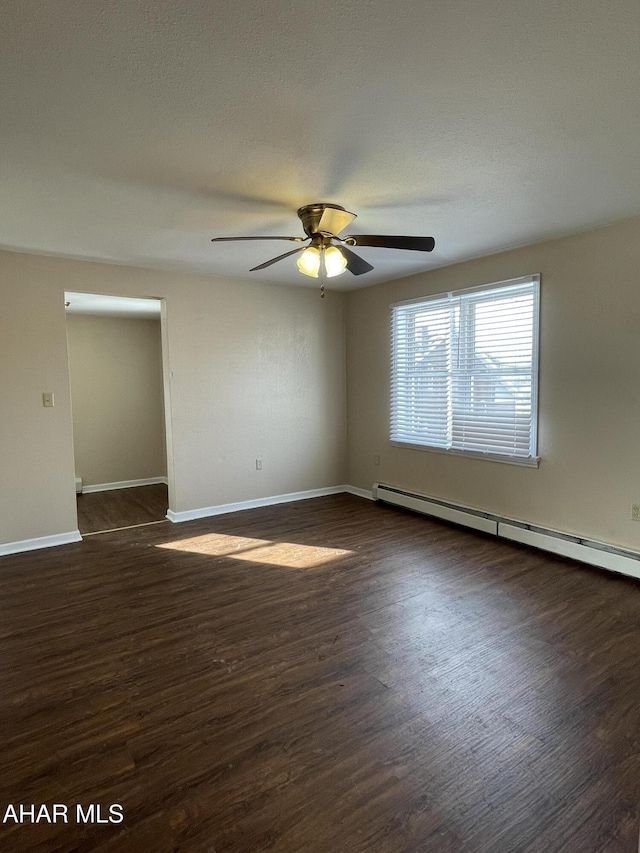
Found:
64,291 -> 161,319
4,207 -> 634,317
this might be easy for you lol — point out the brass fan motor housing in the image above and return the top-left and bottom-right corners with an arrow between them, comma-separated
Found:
297,203 -> 347,238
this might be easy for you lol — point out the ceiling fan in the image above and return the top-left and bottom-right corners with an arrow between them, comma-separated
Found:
211,203 -> 435,279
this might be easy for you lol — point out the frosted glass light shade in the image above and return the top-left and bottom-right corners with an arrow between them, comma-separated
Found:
323,245 -> 348,277
296,246 -> 320,277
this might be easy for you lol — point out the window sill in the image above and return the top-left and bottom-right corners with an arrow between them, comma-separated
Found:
390,441 -> 540,468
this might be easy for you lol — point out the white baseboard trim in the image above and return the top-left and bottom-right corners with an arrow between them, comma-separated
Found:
167,485 -> 351,523
81,477 -> 168,494
0,530 -> 82,557
343,485 -> 375,500
1,486 -> 370,556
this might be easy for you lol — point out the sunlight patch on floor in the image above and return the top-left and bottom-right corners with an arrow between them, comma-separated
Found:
156,532 -> 353,568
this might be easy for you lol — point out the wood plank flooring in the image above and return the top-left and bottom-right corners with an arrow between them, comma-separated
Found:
76,484 -> 169,534
0,494 -> 639,852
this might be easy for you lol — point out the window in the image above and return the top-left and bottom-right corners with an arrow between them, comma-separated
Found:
391,274 -> 540,464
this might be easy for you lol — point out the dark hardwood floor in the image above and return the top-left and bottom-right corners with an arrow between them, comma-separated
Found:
76,483 -> 169,534
1,494 -> 639,852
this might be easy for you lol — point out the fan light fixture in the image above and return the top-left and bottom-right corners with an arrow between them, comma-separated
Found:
296,244 -> 347,279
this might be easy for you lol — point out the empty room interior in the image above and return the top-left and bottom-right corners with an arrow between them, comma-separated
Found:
1,2 -> 640,851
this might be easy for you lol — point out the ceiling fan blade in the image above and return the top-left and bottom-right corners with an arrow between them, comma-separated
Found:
346,235 -> 435,252
249,246 -> 308,271
211,236 -> 304,242
317,207 -> 357,236
340,246 -> 374,276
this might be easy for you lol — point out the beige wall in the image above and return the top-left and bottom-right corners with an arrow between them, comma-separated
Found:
4,214 -> 640,554
0,251 -> 346,546
0,261 -> 78,543
347,216 -> 640,553
66,314 -> 166,487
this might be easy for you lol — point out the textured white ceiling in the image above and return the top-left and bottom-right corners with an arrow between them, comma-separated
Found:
2,1 -> 640,290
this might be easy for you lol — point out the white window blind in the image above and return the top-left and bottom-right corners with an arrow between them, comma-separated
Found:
391,275 -> 540,463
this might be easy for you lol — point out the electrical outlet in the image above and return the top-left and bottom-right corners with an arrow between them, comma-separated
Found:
632,504 -> 640,521
256,458 -> 262,471
373,455 -> 380,466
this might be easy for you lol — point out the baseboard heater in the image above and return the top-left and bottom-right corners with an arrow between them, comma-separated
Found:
372,483 -> 640,582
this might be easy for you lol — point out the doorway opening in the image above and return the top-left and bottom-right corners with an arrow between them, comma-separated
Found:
65,292 -> 173,536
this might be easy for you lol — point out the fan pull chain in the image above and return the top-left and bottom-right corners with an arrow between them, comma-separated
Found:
319,251 -> 326,298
